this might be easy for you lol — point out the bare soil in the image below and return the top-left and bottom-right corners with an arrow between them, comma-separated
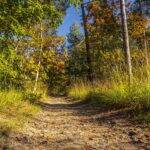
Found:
0,97 -> 150,150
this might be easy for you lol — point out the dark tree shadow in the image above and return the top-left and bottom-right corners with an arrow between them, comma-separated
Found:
36,97 -> 149,127
35,97 -> 150,150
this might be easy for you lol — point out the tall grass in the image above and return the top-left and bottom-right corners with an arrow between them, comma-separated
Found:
69,81 -> 91,100
69,81 -> 150,122
0,90 -> 40,136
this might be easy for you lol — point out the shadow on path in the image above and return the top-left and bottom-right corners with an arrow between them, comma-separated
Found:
1,97 -> 149,150
35,97 -> 150,149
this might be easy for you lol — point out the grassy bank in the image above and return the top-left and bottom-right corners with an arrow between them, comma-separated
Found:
0,90 -> 41,138
69,81 -> 150,123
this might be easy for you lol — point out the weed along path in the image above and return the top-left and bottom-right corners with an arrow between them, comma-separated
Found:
2,97 -> 150,150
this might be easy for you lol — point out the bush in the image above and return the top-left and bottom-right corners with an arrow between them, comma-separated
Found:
23,92 -> 42,103
0,52 -> 25,90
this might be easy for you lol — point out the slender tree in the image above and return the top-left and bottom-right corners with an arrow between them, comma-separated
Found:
81,3 -> 93,82
138,0 -> 149,81
33,22 -> 43,93
120,0 -> 133,84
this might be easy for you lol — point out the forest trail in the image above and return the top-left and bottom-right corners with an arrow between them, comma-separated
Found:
2,97 -> 150,150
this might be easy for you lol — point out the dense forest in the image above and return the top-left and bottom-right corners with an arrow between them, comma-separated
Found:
0,0 -> 150,149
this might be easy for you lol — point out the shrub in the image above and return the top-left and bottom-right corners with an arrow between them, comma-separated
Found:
23,92 -> 42,103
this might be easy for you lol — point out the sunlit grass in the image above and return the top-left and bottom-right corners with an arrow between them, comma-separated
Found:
69,81 -> 92,100
0,90 -> 40,136
69,80 -> 150,122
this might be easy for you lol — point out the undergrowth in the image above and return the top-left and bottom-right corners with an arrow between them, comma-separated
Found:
69,81 -> 150,123
0,90 -> 41,140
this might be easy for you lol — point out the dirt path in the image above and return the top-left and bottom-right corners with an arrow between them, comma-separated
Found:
2,97 -> 150,150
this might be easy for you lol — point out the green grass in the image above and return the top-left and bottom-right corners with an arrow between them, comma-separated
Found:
69,81 -> 150,123
69,82 -> 91,100
0,90 -> 41,137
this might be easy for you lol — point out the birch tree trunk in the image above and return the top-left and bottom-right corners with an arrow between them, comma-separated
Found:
120,0 -> 133,84
33,22 -> 43,93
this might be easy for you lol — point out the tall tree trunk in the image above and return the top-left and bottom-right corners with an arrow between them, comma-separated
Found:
120,0 -> 133,84
138,0 -> 149,81
33,22 -> 43,92
81,3 -> 93,82
144,31 -> 149,81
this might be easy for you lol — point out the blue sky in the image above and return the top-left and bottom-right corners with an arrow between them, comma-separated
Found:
57,0 -> 137,37
57,6 -> 82,37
